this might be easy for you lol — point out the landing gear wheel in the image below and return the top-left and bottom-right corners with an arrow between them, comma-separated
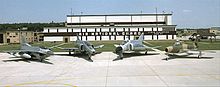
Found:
198,51 -> 202,59
87,55 -> 93,62
88,57 -> 93,62
145,51 -> 148,55
198,55 -> 201,59
166,57 -> 168,61
69,51 -> 71,55
39,58 -> 43,62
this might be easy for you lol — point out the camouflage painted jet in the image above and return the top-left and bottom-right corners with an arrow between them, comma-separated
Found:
164,40 -> 202,60
6,36 -> 53,62
113,33 -> 160,61
58,35 -> 104,62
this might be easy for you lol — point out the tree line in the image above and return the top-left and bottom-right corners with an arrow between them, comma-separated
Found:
0,22 -> 65,32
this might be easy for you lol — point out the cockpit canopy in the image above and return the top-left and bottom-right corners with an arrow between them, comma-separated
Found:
39,46 -> 50,50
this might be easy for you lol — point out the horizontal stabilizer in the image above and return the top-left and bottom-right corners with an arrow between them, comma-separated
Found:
49,43 -> 67,49
114,44 -> 120,47
94,45 -> 104,49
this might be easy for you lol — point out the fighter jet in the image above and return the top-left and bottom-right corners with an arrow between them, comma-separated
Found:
113,33 -> 160,61
164,40 -> 202,60
57,35 -> 104,62
6,36 -> 53,62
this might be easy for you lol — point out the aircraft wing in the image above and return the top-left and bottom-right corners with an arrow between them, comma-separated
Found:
144,45 -> 161,52
56,47 -> 79,51
165,52 -> 189,57
5,50 -> 47,55
94,45 -> 104,49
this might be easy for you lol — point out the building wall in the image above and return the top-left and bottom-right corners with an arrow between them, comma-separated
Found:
43,26 -> 176,41
43,14 -> 176,42
67,14 -> 171,24
3,31 -> 34,43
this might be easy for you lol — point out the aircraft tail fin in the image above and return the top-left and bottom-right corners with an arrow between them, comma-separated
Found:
138,33 -> 144,42
76,34 -> 80,40
20,35 -> 31,48
20,35 -> 26,44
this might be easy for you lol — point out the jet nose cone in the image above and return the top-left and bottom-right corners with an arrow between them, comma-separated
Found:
92,50 -> 96,54
48,50 -> 54,55
91,49 -> 96,55
165,48 -> 168,52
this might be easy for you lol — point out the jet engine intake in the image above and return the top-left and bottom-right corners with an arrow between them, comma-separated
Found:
115,46 -> 123,54
165,46 -> 180,53
128,43 -> 134,51
80,45 -> 84,51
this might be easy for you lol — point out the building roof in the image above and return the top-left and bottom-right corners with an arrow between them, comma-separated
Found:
44,25 -> 177,29
67,13 -> 172,17
211,27 -> 220,30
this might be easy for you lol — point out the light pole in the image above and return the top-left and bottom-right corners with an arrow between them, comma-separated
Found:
18,28 -> 21,43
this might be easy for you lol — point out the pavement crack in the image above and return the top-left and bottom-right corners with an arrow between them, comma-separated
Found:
104,53 -> 110,87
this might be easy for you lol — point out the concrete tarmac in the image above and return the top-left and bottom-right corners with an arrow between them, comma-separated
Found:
0,51 -> 219,87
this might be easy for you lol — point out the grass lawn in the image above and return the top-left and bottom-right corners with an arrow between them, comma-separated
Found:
0,40 -> 220,52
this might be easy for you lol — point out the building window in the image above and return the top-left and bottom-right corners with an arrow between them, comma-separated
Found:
57,29 -> 59,32
7,39 -> 10,43
110,23 -> 114,26
118,32 -> 122,35
122,32 -> 125,35
113,32 -> 116,35
48,29 -> 50,33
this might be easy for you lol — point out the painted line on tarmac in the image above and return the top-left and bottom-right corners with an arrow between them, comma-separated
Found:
4,78 -> 77,87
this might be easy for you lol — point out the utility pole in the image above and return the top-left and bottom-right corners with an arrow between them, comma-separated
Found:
80,12 -> 83,40
141,10 -> 143,22
156,7 -> 158,30
70,8 -> 73,28
18,28 -> 21,43
155,7 -> 159,40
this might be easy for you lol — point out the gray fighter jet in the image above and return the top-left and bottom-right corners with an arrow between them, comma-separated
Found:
58,35 -> 104,62
6,36 -> 53,62
114,33 -> 160,61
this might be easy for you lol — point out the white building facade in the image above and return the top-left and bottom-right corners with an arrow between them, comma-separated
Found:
43,13 -> 177,42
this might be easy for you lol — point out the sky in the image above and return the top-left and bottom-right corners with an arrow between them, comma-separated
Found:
0,0 -> 219,28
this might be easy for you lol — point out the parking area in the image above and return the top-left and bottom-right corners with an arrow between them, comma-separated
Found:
0,51 -> 219,87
